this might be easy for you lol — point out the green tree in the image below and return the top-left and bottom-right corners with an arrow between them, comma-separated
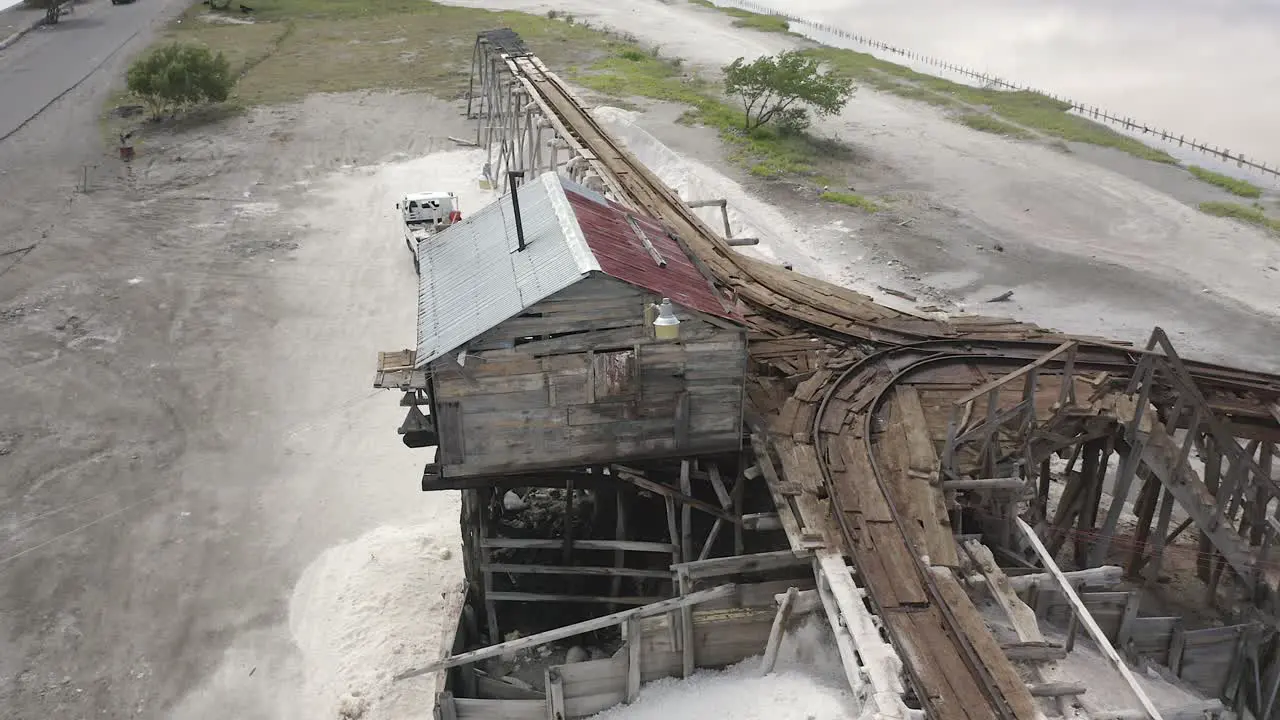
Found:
722,51 -> 855,132
127,43 -> 235,118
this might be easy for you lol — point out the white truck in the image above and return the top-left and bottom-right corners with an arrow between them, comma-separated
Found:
396,191 -> 462,275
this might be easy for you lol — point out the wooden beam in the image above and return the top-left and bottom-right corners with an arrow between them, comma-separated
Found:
1006,565 -> 1123,592
963,541 -> 1042,642
1017,518 -> 1164,720
680,460 -> 693,564
953,341 -> 1077,406
486,592 -> 663,604
943,477 -> 1026,491
546,667 -> 565,720
759,587 -> 800,676
611,466 -> 737,524
482,538 -> 676,553
624,618 -> 641,704
742,512 -> 782,531
397,584 -> 737,680
1001,642 -> 1067,661
612,485 -> 627,608
481,563 -> 671,579
673,549 -> 812,580
1029,682 -> 1087,697
678,567 -> 695,678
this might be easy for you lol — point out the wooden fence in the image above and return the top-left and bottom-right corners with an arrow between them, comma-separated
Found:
713,0 -> 1280,183
1027,584 -> 1259,701
438,552 -> 817,720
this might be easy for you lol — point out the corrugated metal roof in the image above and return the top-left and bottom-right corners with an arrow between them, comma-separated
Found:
415,172 -> 741,369
559,177 -> 741,323
415,173 -> 599,367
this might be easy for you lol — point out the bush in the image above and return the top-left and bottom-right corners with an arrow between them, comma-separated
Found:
723,51 -> 854,131
772,107 -> 810,136
127,43 -> 235,118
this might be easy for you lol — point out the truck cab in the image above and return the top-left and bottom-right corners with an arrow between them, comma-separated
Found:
396,191 -> 461,274
398,192 -> 460,230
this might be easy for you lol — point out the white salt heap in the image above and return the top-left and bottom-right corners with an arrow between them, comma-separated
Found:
590,618 -> 856,720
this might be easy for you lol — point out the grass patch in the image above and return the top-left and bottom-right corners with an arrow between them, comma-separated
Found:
106,0 -> 832,181
957,112 -> 1033,140
114,0 -> 618,111
577,45 -> 842,178
1199,202 -> 1280,233
804,46 -> 1178,164
1187,166 -> 1263,198
688,0 -> 793,34
820,191 -> 879,212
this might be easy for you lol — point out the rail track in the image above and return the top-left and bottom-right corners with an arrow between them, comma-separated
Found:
481,32 -> 1280,720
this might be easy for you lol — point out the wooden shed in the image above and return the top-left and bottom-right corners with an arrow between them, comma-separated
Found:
378,171 -> 748,482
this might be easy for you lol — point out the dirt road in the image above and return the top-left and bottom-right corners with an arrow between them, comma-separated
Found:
0,0 -> 173,143
0,3 -> 467,711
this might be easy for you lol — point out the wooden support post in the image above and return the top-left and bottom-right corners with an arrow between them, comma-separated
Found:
698,464 -> 735,561
664,495 -> 682,649
1116,591 -> 1141,650
437,691 -> 458,720
733,456 -> 746,557
1037,458 -> 1052,523
563,478 -> 575,567
664,496 -> 681,584
759,586 -> 800,676
612,484 -> 627,611
1093,389 -> 1152,568
1018,518 -> 1165,720
1047,454 -> 1088,559
624,618 -> 641,704
1144,488 -> 1176,585
1125,472 -> 1160,578
546,667 -> 565,720
680,460 -> 693,563
477,488 -> 500,644
1077,436 -> 1112,564
678,566 -> 695,678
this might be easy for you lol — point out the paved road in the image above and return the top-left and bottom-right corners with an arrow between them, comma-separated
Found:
0,0 -> 169,142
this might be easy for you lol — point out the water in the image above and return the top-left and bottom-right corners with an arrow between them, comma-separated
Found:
738,0 -> 1280,172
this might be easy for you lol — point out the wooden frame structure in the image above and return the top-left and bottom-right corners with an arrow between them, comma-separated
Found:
379,27 -> 1280,720
455,457 -> 763,644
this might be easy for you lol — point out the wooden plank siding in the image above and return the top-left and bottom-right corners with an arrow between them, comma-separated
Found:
428,276 -> 747,477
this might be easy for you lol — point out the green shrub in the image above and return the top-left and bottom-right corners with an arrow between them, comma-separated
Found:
127,42 -> 235,118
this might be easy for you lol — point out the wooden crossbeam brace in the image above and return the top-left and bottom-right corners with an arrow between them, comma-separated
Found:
611,465 -> 737,524
396,583 -> 737,679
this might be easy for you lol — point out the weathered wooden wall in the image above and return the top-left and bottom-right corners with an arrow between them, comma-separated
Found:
429,276 -> 747,478
441,581 -> 806,720
1027,584 -> 1256,699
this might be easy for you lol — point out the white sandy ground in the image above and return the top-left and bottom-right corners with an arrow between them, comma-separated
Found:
167,150 -> 493,720
441,0 -> 1280,370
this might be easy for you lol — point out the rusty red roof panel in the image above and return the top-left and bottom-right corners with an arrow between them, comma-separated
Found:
560,180 -> 743,324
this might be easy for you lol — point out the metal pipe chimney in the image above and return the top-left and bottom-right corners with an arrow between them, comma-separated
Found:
508,170 -> 527,252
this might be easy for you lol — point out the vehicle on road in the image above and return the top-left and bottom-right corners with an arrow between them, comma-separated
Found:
396,191 -> 461,275
110,0 -> 138,5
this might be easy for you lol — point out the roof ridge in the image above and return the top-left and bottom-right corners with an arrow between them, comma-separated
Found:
541,171 -> 601,275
